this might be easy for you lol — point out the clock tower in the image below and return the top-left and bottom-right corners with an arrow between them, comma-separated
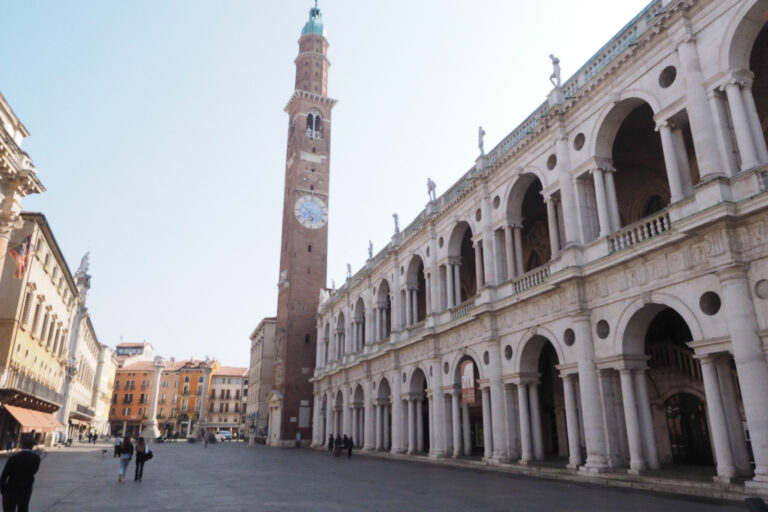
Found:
270,2 -> 336,446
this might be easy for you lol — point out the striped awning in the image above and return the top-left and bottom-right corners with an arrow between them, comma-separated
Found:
3,404 -> 65,433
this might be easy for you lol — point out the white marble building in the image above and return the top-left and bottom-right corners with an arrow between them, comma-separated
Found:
310,0 -> 768,491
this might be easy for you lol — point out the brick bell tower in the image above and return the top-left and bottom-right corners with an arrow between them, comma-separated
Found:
271,2 -> 336,446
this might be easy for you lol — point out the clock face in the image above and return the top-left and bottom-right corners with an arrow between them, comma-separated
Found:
294,195 -> 328,229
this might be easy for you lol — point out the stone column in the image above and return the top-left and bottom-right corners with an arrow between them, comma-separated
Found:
573,316 -> 609,470
603,169 -> 621,233
352,407 -> 359,446
725,80 -> 760,170
719,267 -> 768,484
391,376 -> 404,453
373,307 -> 380,342
416,399 -> 424,452
546,197 -> 561,257
364,381 -> 374,450
741,81 -> 768,163
676,36 -> 724,180
446,264 -> 455,309
529,384 -> 544,460
429,362 -> 446,458
504,225 -> 515,279
143,360 -> 165,441
556,132 -> 580,245
374,404 -> 382,450
462,403 -> 471,456
488,344 -> 508,461
411,289 -> 418,325
562,374 -> 582,468
591,169 -> 611,237
619,368 -> 645,471
517,383 -> 533,462
325,398 -> 332,442
407,399 -> 416,454
700,355 -> 737,479
425,274 -> 432,314
405,288 -> 412,327
657,122 -> 685,202
513,226 -> 524,277
505,384 -> 520,460
481,387 -> 493,459
453,263 -> 462,305
474,241 -> 484,290
452,391 -> 462,457
708,90 -> 740,177
716,357 -> 751,475
342,392 -> 351,437
383,405 -> 390,450
634,370 -> 660,470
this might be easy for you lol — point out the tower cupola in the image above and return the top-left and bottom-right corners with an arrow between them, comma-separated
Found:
301,2 -> 325,37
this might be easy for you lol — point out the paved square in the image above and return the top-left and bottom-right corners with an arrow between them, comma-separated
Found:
17,442 -> 742,511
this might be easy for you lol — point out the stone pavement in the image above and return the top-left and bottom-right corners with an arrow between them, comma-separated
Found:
12,441 -> 745,511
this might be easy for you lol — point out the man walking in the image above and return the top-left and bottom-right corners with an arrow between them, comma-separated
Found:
0,436 -> 41,512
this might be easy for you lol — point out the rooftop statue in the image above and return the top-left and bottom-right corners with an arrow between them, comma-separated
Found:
77,252 -> 90,275
368,240 -> 373,260
549,54 -> 561,88
393,213 -> 400,234
346,263 -> 352,279
427,178 -> 437,202
478,126 -> 486,156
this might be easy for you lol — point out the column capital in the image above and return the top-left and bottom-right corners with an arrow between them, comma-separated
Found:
654,119 -> 674,132
447,256 -> 462,266
726,69 -> 755,90
716,264 -> 749,284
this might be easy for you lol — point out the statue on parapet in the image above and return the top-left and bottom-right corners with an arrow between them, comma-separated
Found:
346,263 -> 352,279
427,178 -> 437,202
549,54 -> 561,88
368,240 -> 373,260
393,213 -> 400,234
77,252 -> 90,275
478,126 -> 486,156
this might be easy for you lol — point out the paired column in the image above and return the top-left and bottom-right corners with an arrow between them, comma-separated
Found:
562,374 -> 582,468
545,197 -> 561,258
364,381 -> 374,450
513,226 -> 524,277
619,369 -> 646,471
517,383 -> 533,462
446,264 -> 456,309
699,355 -> 737,479
555,131 -> 580,245
453,262 -> 462,305
725,79 -> 761,171
488,344 -> 509,461
719,267 -> 768,483
657,121 -> 686,202
452,390 -> 462,457
481,387 -> 493,459
461,403 -> 471,456
411,288 -> 418,325
474,241 -> 484,290
405,288 -> 413,326
416,399 -> 424,452
591,169 -> 611,237
708,90 -> 740,177
529,384 -> 544,460
504,225 -> 516,279
407,398 -> 416,454
391,376 -> 404,453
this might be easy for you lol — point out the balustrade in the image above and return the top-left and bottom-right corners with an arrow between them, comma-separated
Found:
608,211 -> 670,252
513,265 -> 550,294
648,343 -> 702,381
450,297 -> 476,321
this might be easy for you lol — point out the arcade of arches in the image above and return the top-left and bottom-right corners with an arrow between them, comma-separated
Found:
311,2 -> 768,491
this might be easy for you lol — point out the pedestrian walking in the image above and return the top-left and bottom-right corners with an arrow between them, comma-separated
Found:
328,435 -> 334,455
116,436 -> 133,483
345,435 -> 353,459
113,438 -> 120,458
0,435 -> 40,512
133,437 -> 152,482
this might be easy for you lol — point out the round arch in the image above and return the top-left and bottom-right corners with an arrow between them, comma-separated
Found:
590,94 -> 662,159
377,376 -> 392,401
722,0 -> 768,71
446,221 -> 475,257
505,171 -> 546,219
447,348 -> 487,385
513,326 -> 566,373
613,293 -> 704,356
405,254 -> 426,286
406,364 -> 430,393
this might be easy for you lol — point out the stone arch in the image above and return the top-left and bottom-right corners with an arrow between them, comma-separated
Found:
723,0 -> 768,71
448,349 -> 486,385
404,254 -> 427,324
408,365 -> 429,394
375,279 -> 392,339
505,169 -> 547,216
353,383 -> 364,405
614,293 -> 704,356
446,221 -> 478,302
514,327 -> 566,374
590,92 -> 663,158
377,376 -> 392,401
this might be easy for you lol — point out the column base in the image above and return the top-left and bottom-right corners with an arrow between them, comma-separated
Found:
428,451 -> 447,460
579,463 -> 610,474
517,459 -> 534,466
486,455 -> 510,466
745,476 -> 768,491
626,468 -> 650,476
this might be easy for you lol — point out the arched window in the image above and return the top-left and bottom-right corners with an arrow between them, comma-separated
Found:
306,109 -> 322,139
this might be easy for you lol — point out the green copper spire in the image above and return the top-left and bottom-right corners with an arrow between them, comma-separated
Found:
301,1 -> 325,37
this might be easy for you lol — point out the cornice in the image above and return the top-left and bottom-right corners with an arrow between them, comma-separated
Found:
284,89 -> 337,113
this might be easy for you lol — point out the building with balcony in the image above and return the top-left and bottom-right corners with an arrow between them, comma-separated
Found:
0,213 -> 76,446
207,366 -> 247,438
310,0 -> 768,493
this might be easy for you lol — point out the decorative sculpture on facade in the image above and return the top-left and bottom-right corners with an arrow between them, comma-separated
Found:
478,126 -> 486,156
427,178 -> 437,202
549,54 -> 561,88
393,213 -> 400,234
368,240 -> 373,260
346,263 -> 352,279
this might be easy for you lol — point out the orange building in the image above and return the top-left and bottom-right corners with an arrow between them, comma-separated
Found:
109,358 -> 218,438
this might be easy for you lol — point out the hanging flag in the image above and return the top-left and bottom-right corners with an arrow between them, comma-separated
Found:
8,235 -> 32,279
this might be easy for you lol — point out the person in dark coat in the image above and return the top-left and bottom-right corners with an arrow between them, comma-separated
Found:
134,437 -> 151,482
327,435 -> 334,455
0,436 -> 41,512
116,436 -> 133,483
345,435 -> 353,459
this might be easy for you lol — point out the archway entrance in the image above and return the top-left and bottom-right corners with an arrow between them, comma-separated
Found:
750,21 -> 768,147
454,356 -> 483,457
665,393 -> 713,466
408,368 -> 430,454
376,379 -> 392,451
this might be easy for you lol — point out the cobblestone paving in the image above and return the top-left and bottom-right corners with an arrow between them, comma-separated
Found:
9,441 -> 745,511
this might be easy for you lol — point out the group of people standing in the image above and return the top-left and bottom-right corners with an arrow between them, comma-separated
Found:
115,436 -> 153,483
327,435 -> 354,458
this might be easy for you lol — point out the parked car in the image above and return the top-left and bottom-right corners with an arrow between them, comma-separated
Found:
217,430 -> 232,442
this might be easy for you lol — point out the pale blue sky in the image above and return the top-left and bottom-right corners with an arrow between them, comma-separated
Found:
0,0 -> 651,366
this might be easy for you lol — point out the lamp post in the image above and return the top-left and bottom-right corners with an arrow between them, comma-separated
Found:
144,356 -> 165,441
248,413 -> 257,447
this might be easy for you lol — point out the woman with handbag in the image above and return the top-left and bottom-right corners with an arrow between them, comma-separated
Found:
116,436 -> 133,483
134,437 -> 153,482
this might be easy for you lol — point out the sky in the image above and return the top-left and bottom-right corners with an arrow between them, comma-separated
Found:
0,0 -> 653,366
